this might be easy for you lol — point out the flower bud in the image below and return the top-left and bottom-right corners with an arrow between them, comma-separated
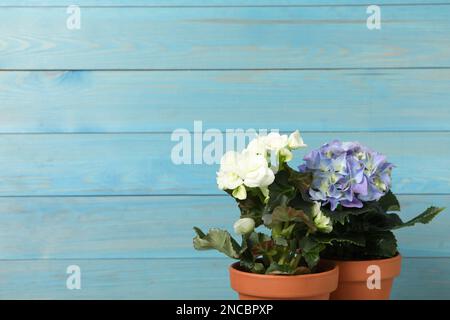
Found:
288,130 -> 307,150
312,202 -> 333,233
279,148 -> 293,162
233,218 -> 255,235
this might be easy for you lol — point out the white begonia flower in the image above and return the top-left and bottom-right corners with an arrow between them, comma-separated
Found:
312,201 -> 333,233
246,135 -> 268,156
216,170 -> 243,190
256,132 -> 289,173
219,151 -> 240,172
264,132 -> 289,152
238,150 -> 275,188
288,130 -> 307,150
216,149 -> 275,200
233,218 -> 255,235
216,151 -> 243,191
216,130 -> 307,201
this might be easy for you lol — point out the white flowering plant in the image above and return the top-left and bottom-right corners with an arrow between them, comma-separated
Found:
193,131 -> 337,275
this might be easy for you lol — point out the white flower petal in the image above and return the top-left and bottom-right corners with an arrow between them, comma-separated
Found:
232,185 -> 247,200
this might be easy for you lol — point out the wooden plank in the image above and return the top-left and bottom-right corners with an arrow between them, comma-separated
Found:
391,258 -> 450,300
0,1 -> 445,7
0,195 -> 447,259
0,258 -> 235,299
1,6 -> 450,69
1,69 -> 450,133
0,132 -> 449,195
0,257 -> 447,299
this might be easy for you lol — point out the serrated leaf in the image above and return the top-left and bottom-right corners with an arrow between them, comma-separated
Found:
322,204 -> 379,225
393,206 -> 445,230
193,227 -> 241,259
193,227 -> 206,238
313,233 -> 366,247
363,212 -> 404,231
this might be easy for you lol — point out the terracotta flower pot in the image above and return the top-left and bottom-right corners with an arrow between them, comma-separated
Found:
229,261 -> 339,300
325,254 -> 402,300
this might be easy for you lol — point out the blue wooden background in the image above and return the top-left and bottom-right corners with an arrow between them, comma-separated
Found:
0,0 -> 449,299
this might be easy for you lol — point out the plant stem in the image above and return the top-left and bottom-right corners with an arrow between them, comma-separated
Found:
290,254 -> 302,269
278,247 -> 289,265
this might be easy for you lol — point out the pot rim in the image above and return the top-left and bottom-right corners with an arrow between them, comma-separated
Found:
322,253 -> 402,265
229,260 -> 339,299
229,260 -> 338,279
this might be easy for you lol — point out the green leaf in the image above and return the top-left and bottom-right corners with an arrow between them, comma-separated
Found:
299,237 -> 325,269
273,237 -> 289,247
393,206 -> 445,230
246,232 -> 276,257
365,231 -> 398,258
287,168 -> 313,194
271,206 -> 316,232
378,191 -> 401,212
193,227 -> 206,238
193,227 -> 241,259
265,262 -> 295,275
267,174 -> 296,210
272,206 -> 305,223
251,263 -> 266,274
240,260 -> 266,274
313,233 -> 366,247
236,192 -> 265,226
362,212 -> 404,231
322,204 -> 379,225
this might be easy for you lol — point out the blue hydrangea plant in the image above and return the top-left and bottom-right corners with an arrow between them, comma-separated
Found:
299,140 -> 445,260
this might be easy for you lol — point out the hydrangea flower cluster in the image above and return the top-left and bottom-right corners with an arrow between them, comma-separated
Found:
299,140 -> 394,211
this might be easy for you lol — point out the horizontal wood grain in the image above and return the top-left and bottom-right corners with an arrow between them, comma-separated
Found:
0,258 -> 235,299
0,195 -> 447,259
0,132 -> 449,196
0,1 -> 446,7
1,69 -> 450,133
0,0 -> 448,301
0,5 -> 449,69
0,257 -> 447,299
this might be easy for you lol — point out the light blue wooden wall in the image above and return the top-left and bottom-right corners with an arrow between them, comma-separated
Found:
0,0 -> 449,299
